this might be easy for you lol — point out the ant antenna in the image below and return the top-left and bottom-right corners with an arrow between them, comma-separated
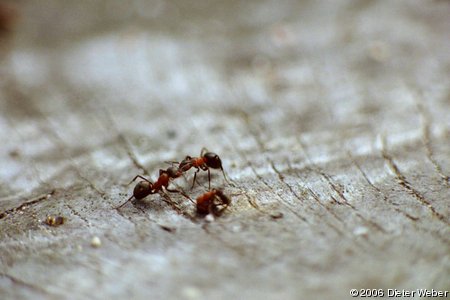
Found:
220,167 -> 234,187
115,195 -> 134,210
128,175 -> 152,185
200,147 -> 209,156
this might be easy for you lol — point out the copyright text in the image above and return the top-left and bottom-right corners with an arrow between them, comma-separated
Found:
349,288 -> 449,298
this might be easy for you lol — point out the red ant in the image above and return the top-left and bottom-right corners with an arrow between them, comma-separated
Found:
175,148 -> 230,189
196,189 -> 231,216
115,166 -> 191,209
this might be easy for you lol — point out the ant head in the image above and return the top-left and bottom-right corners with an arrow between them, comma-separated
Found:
203,152 -> 222,169
210,190 -> 231,216
133,181 -> 152,199
215,189 -> 231,205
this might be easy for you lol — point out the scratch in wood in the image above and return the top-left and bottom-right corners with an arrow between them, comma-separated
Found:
269,160 -> 305,204
268,160 -> 353,231
4,115 -> 54,192
244,193 -> 261,210
306,188 -> 346,236
198,223 -> 234,256
72,167 -> 106,196
132,201 -> 181,233
236,113 -> 309,222
65,203 -> 91,226
284,159 -> 348,227
381,139 -> 450,226
347,151 -> 421,222
328,174 -> 386,233
293,139 -> 349,207
224,136 -> 273,217
0,272 -> 58,296
421,120 -> 450,186
159,192 -> 197,223
414,93 -> 449,186
0,190 -> 55,219
115,206 -> 141,229
201,223 -> 250,257
97,106 -> 151,177
117,134 -> 150,176
14,106 -> 108,201
297,137 -> 387,233
237,145 -> 308,222
238,110 -> 267,153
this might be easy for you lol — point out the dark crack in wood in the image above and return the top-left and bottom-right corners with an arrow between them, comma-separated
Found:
381,139 -> 450,226
0,190 -> 55,219
416,102 -> 450,186
297,137 -> 387,233
347,151 -> 421,222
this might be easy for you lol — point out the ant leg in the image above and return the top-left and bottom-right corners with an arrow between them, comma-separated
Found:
208,169 -> 211,190
191,168 -> 200,189
115,195 -> 134,210
128,175 -> 152,185
208,202 -> 215,216
165,188 -> 194,204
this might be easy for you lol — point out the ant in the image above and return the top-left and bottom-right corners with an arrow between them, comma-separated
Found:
196,189 -> 231,216
115,166 -> 191,209
175,148 -> 230,189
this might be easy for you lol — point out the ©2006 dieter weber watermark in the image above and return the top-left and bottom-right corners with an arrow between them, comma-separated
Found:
349,288 -> 449,298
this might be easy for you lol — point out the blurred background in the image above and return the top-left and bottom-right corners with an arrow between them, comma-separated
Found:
1,0 -> 448,194
0,1 -> 449,299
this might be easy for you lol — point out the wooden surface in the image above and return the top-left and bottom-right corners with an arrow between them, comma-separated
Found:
1,1 -> 449,299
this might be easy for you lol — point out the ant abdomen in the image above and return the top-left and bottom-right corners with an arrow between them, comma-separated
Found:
133,181 -> 152,199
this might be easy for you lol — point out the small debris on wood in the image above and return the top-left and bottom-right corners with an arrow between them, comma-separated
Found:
181,286 -> 202,300
166,129 -> 177,139
159,224 -> 176,233
44,216 -> 65,226
353,226 -> 369,236
91,236 -> 102,248
8,149 -> 21,158
270,212 -> 284,220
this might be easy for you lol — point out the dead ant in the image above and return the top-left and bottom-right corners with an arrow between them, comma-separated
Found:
44,216 -> 65,226
196,189 -> 231,216
175,148 -> 230,189
115,166 -> 191,209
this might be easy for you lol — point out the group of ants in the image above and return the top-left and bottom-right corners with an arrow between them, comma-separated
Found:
115,148 -> 232,217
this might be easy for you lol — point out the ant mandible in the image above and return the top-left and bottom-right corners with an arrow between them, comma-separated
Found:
176,148 -> 230,189
115,166 -> 191,209
196,189 -> 231,216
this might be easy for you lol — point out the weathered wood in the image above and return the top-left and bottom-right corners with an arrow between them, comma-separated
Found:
1,1 -> 449,299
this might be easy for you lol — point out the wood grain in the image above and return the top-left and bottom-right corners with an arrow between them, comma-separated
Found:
1,1 -> 449,299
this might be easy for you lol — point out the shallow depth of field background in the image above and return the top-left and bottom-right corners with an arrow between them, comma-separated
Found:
0,1 -> 449,299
